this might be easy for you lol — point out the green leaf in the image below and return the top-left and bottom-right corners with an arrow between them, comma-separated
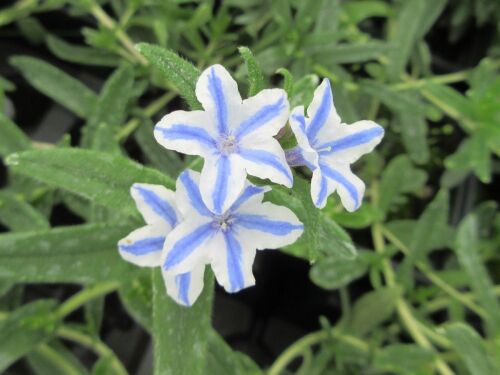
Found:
46,35 -> 119,66
91,356 -> 113,375
6,148 -> 174,218
290,74 -> 319,108
10,56 -> 97,118
314,42 -> 395,64
446,134 -> 492,183
0,191 -> 50,231
0,300 -> 58,372
276,68 -> 293,98
362,81 -> 427,116
455,213 -> 500,335
28,341 -> 89,375
378,155 -> 427,214
0,113 -> 31,157
238,46 -> 266,97
137,43 -> 200,109
346,287 -> 401,336
330,203 -> 379,229
119,271 -> 153,331
82,64 -> 135,148
153,269 -> 214,375
267,176 -> 355,262
310,252 -> 368,290
445,323 -> 498,375
342,1 -> 391,24
373,344 -> 434,374
398,111 -> 430,164
0,223 -> 138,283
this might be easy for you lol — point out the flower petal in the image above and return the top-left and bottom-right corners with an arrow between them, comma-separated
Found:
162,219 -> 216,273
235,201 -> 304,250
211,230 -> 256,293
199,154 -> 246,214
118,224 -> 166,267
154,110 -> 217,157
237,138 -> 293,187
234,89 -> 289,139
176,169 -> 212,218
162,264 -> 205,307
306,79 -> 341,146
131,183 -> 179,227
196,65 -> 242,136
317,120 -> 384,163
315,162 -> 365,212
230,183 -> 270,212
289,106 -> 319,169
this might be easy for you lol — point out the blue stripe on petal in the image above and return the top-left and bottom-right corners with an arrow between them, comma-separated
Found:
175,273 -> 191,306
212,156 -> 230,214
321,164 -> 359,208
238,149 -> 292,185
120,236 -> 165,256
315,176 -> 328,207
235,96 -> 286,139
208,68 -> 228,135
164,223 -> 214,270
291,113 -> 307,134
179,171 -> 212,217
158,124 -> 216,149
318,127 -> 384,154
307,81 -> 332,143
134,186 -> 178,227
230,185 -> 268,211
223,231 -> 244,292
236,214 -> 303,236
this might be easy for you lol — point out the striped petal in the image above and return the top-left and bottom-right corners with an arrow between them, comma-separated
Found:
154,110 -> 217,157
162,265 -> 205,307
234,89 -> 289,139
199,154 -> 246,215
312,162 -> 365,212
176,169 -> 212,218
196,65 -> 242,136
237,138 -> 293,187
131,183 -> 179,228
230,183 -> 270,212
162,218 -> 219,274
318,120 -> 384,163
211,230 -> 256,293
235,201 -> 304,250
118,224 -> 166,267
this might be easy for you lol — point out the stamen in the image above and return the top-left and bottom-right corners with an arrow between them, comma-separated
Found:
218,135 -> 239,155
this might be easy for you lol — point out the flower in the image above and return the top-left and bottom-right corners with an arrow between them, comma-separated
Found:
161,169 -> 304,295
288,79 -> 384,211
154,64 -> 292,215
117,183 -> 204,306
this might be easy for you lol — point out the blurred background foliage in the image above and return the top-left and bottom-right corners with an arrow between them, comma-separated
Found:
0,0 -> 499,374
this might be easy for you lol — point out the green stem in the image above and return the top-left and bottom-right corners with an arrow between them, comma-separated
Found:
267,329 -> 368,375
54,282 -> 120,321
390,70 -> 470,91
33,343 -> 84,375
57,325 -> 128,375
424,286 -> 500,314
115,91 -> 176,141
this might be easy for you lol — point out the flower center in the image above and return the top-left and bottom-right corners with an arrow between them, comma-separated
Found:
218,135 -> 238,155
212,212 -> 234,232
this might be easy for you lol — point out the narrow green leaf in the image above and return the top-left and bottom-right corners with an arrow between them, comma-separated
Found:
362,81 -> 428,115
119,271 -> 153,331
10,56 -> 97,118
314,42 -> 395,64
46,35 -> 119,66
6,148 -> 174,218
373,344 -> 434,374
379,155 -> 427,214
0,300 -> 58,372
343,1 -> 391,24
153,269 -> 214,375
398,111 -> 430,164
445,323 -> 498,375
347,287 -> 401,336
238,46 -> 266,96
137,43 -> 200,109
0,223 -> 138,283
87,123 -> 122,154
0,113 -> 31,157
0,191 -> 50,231
276,68 -> 293,98
455,213 -> 500,335
28,341 -> 89,375
310,252 -> 368,290
446,134 -> 492,183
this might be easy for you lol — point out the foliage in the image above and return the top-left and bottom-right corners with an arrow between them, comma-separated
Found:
0,0 -> 499,374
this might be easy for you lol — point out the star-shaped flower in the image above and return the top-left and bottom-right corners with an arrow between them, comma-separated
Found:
161,169 -> 304,294
288,79 -> 384,211
117,183 -> 204,306
154,64 -> 292,215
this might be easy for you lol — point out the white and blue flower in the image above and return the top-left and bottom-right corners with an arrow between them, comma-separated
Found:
117,183 -> 204,306
161,169 -> 304,294
154,64 -> 292,215
288,79 -> 384,211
